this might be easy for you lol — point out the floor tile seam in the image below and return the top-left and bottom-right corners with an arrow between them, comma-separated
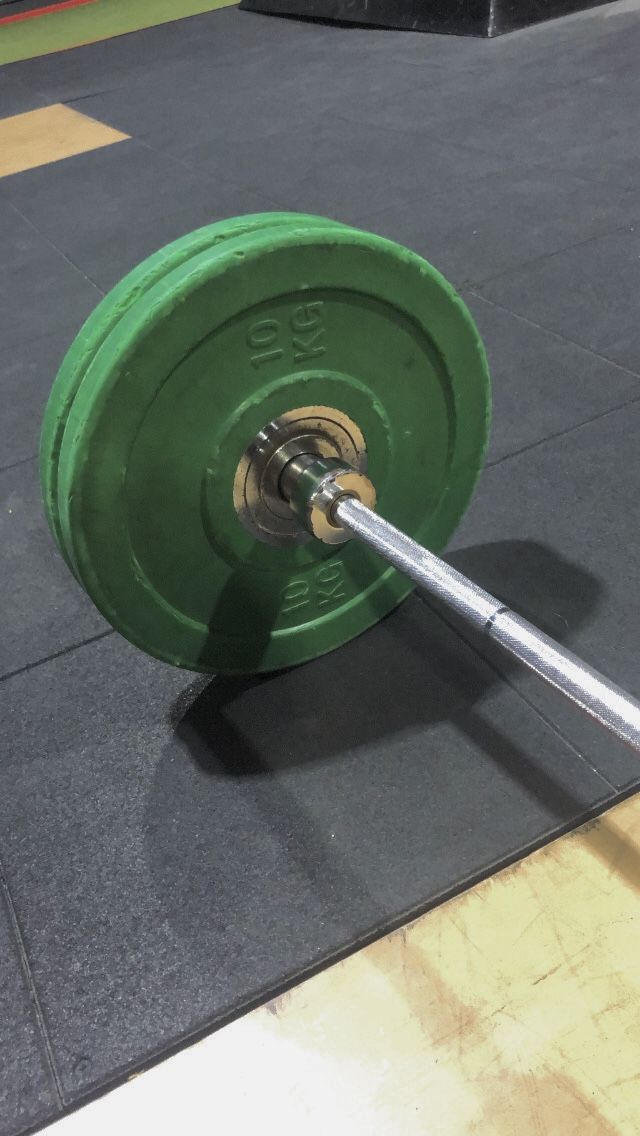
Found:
0,452 -> 38,476
0,629 -> 114,686
112,133 -> 288,210
484,387 -> 640,471
7,200 -> 105,295
0,860 -> 66,1110
468,216 -> 640,290
467,287 -> 640,376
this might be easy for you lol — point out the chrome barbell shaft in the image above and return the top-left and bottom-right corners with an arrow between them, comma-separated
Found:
332,495 -> 640,754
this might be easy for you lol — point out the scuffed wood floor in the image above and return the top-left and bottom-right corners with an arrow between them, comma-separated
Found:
47,794 -> 640,1135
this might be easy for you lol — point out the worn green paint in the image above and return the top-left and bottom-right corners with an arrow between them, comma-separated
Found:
0,0 -> 237,67
41,216 -> 491,674
40,212 -> 338,570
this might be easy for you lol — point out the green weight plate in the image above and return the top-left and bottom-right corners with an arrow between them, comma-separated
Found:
40,211 -> 340,569
55,220 -> 491,675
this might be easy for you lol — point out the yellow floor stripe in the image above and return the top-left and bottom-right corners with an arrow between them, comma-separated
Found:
0,104 -> 128,178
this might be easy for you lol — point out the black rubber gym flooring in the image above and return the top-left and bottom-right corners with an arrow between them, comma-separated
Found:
1,4 -> 640,1132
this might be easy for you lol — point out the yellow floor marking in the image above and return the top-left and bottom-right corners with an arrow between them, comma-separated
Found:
43,793 -> 640,1135
0,104 -> 128,178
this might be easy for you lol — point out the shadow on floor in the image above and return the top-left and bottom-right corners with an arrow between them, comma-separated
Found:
171,537 -> 602,780
143,537 -> 625,956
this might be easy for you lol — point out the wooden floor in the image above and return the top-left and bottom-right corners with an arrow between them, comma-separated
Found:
47,793 -> 640,1135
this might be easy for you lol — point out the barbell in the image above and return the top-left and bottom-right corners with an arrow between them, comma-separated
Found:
40,212 -> 640,752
